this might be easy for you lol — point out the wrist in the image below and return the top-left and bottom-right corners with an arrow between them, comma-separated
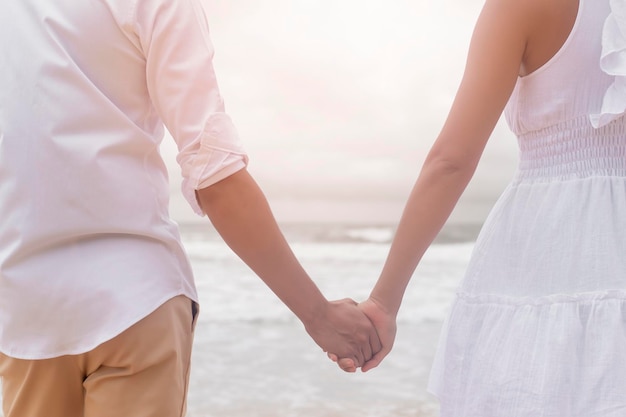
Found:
293,290 -> 329,328
368,292 -> 399,319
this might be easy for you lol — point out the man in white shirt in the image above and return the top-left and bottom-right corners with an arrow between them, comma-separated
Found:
0,1 -> 381,416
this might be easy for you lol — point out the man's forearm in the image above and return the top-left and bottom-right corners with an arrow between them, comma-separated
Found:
196,168 -> 328,324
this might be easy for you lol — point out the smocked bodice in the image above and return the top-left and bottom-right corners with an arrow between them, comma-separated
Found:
504,0 -> 626,185
514,116 -> 626,183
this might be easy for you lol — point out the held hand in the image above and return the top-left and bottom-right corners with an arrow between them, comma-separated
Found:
303,298 -> 382,370
358,297 -> 397,371
329,297 -> 397,372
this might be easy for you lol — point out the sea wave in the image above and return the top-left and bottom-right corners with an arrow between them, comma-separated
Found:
178,221 -> 481,244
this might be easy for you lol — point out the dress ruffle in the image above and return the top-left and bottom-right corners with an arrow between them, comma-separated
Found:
590,0 -> 626,128
428,290 -> 626,416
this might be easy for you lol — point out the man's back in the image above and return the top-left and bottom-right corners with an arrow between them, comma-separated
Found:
0,0 -> 219,359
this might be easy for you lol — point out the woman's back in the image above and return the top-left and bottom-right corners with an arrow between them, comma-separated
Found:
428,0 -> 626,414
520,0 -> 579,78
506,0 -> 616,134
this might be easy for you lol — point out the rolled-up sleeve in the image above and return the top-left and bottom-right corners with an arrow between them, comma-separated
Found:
177,113 -> 248,215
133,0 -> 248,215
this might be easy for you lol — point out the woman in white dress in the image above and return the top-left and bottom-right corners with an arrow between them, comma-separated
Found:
333,0 -> 626,415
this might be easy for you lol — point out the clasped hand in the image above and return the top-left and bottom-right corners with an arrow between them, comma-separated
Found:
304,297 -> 397,373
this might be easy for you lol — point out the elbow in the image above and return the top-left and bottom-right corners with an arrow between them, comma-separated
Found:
422,150 -> 479,182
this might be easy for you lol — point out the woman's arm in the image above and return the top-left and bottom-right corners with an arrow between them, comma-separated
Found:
358,0 -> 536,372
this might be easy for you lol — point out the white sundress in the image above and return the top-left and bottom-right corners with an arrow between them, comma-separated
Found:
427,0 -> 626,415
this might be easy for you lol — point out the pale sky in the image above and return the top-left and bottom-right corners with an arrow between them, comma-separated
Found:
163,0 -> 519,224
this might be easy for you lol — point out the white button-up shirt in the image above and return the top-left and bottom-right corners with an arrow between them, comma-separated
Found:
0,0 -> 248,359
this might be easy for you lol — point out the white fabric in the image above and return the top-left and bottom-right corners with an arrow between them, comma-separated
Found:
428,0 -> 626,414
0,0 -> 247,359
591,0 -> 626,127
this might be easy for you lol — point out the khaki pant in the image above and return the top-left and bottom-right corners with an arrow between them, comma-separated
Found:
0,295 -> 197,417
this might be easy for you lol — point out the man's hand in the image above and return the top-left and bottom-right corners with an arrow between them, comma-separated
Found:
328,297 -> 397,372
303,298 -> 381,370
198,171 -> 382,368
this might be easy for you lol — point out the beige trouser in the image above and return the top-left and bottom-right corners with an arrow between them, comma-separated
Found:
0,295 -> 198,417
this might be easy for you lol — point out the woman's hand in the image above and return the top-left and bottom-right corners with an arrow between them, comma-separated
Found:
328,297 -> 397,372
305,298 -> 382,369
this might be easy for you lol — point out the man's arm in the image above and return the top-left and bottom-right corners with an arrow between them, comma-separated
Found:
197,168 -> 381,367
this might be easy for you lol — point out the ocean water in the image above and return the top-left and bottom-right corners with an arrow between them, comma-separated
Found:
0,222 -> 477,417
183,222 -> 478,417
